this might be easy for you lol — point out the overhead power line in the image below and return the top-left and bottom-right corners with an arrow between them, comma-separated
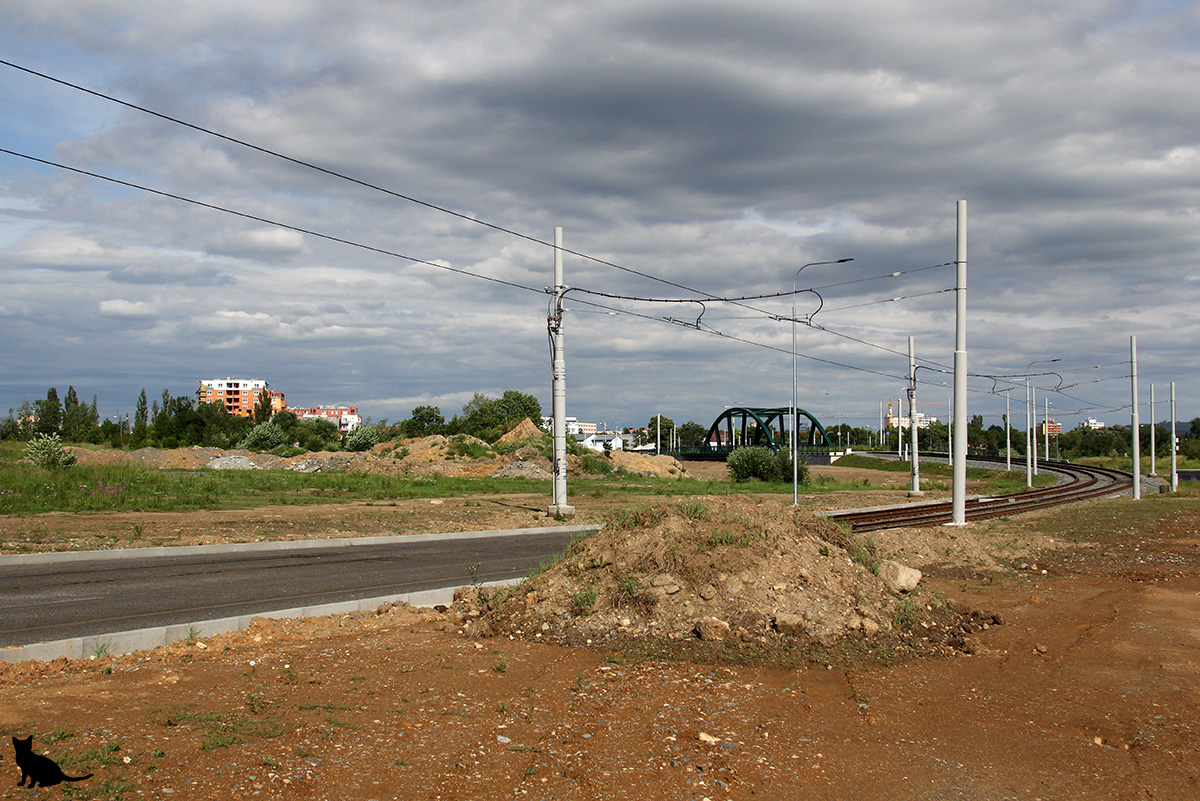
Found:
1,145 -> 916,384
0,147 -> 541,296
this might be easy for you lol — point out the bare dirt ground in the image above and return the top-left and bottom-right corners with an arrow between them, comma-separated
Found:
2,462 -> 1198,799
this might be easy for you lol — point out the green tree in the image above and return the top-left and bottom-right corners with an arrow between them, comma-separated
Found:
132,389 -> 149,447
460,390 -> 543,441
675,421 -> 708,448
61,386 -> 99,442
35,387 -> 62,435
404,405 -> 445,438
646,415 -> 675,448
254,389 -> 273,424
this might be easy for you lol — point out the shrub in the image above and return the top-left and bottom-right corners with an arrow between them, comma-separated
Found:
237,421 -> 290,452
343,426 -> 381,452
24,433 -> 76,469
725,446 -> 809,483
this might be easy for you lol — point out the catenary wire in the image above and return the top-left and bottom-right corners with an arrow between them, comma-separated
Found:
0,147 -> 543,296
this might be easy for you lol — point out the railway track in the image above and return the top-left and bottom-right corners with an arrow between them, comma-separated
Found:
824,456 -> 1134,532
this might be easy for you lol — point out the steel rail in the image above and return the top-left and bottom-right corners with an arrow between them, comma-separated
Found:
826,456 -> 1134,532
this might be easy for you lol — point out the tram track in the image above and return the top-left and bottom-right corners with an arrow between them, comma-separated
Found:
825,456 -> 1134,532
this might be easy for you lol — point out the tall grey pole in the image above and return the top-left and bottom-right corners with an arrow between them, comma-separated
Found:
1131,335 -> 1141,500
1032,384 -> 1038,476
1149,384 -> 1156,475
1025,379 -> 1033,487
1170,382 -> 1178,492
896,399 -> 902,459
548,227 -> 574,517
792,286 -> 799,505
1005,390 -> 1011,472
951,200 -> 968,525
947,394 -> 953,466
1044,398 -> 1050,464
908,337 -> 922,496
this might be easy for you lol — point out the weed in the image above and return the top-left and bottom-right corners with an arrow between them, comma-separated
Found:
493,653 -> 508,673
90,641 -> 112,659
570,585 -> 598,616
185,625 -> 201,645
45,722 -> 75,744
892,597 -> 922,632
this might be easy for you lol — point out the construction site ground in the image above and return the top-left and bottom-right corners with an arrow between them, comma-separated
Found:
0,455 -> 1197,800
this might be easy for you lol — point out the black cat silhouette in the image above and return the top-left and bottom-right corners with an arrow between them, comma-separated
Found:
12,735 -> 93,788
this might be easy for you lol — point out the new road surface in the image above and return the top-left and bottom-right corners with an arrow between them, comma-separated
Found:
0,525 -> 600,660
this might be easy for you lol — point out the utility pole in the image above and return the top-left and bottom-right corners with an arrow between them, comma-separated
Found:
548,227 -> 574,517
1032,384 -> 1038,476
1150,384 -> 1156,475
951,200 -> 968,525
908,337 -> 922,496
1131,335 -> 1141,500
1044,397 -> 1050,464
1004,389 -> 1012,472
1170,382 -> 1178,492
1025,379 -> 1033,488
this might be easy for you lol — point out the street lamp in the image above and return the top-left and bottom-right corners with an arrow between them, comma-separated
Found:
1026,359 -> 1059,477
792,258 -> 853,505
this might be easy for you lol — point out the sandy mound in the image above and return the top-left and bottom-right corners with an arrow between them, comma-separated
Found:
606,450 -> 686,477
498,418 -> 545,444
455,495 -> 938,650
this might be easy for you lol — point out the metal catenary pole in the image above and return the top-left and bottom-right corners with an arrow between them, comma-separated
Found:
1025,379 -> 1033,488
1131,335 -> 1141,500
1170,382 -> 1178,492
548,227 -> 574,517
908,336 -> 922,496
951,200 -> 968,525
1044,397 -> 1050,464
1005,389 -> 1012,472
1150,384 -> 1156,476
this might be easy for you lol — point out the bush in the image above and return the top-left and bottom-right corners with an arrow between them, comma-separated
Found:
237,421 -> 290,451
726,446 -> 806,483
344,426 -> 381,452
24,433 -> 77,469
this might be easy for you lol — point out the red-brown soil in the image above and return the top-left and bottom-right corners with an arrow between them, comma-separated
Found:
2,484 -> 1198,799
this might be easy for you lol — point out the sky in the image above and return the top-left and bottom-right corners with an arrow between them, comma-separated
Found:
1,0 -> 1198,436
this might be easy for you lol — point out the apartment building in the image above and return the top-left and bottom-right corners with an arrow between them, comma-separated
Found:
292,405 -> 362,433
197,377 -> 282,417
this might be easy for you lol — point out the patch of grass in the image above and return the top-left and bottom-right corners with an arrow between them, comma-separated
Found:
892,597 -> 922,632
159,706 -> 289,750
570,585 -> 598,616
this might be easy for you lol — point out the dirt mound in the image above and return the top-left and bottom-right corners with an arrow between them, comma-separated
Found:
606,450 -> 686,477
497,417 -> 545,444
456,495 -> 931,650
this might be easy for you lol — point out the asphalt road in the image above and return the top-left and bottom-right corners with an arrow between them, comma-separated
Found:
0,528 -> 587,648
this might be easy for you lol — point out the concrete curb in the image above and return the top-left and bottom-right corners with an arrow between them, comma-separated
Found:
1,523 -> 602,663
1,523 -> 604,566
1,578 -> 524,664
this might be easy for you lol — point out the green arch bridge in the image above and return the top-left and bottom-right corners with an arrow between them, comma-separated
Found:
668,406 -> 836,462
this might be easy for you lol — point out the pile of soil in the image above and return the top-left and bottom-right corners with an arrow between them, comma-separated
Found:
65,419 -> 689,480
453,495 -> 954,652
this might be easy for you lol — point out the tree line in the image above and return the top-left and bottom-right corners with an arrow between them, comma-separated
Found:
2,386 -> 548,453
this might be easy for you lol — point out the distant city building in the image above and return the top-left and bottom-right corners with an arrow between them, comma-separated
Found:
577,421 -> 598,436
1079,418 -> 1106,430
198,377 -> 270,417
543,416 -> 582,435
886,411 -> 935,430
1041,420 -> 1063,437
575,432 -> 623,452
292,405 -> 361,433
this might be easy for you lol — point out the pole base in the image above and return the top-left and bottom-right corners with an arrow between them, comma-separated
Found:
547,504 -> 576,519
907,490 -> 925,498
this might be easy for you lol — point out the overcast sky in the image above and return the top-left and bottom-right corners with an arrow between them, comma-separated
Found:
2,0 -> 1198,435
